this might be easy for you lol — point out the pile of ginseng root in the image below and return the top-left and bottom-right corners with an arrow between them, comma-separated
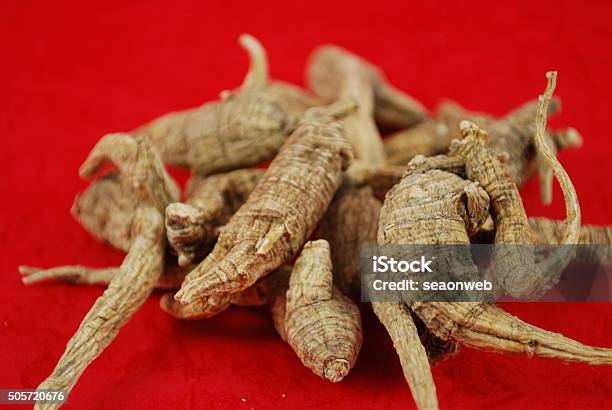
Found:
20,35 -> 612,410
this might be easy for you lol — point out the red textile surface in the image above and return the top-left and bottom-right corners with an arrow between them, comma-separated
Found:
1,1 -> 612,409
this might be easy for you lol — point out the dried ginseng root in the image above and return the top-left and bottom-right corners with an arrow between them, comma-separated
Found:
277,240 -> 362,382
318,185 -> 446,410
376,169 -> 489,410
159,266 -> 292,320
164,163 -> 403,272
307,45 -> 386,163
409,73 -> 581,298
162,241 -> 363,383
21,134 -> 179,410
379,167 -> 612,375
131,35 -> 314,175
383,121 -> 453,166
165,169 -> 264,267
307,45 -> 427,163
437,95 -> 582,203
174,107 -> 354,303
308,46 -> 428,131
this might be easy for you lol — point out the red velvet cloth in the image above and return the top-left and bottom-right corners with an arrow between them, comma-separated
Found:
2,1 -> 612,408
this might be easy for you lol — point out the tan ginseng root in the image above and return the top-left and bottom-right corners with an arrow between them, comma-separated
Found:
173,106 -> 354,304
437,95 -> 582,204
277,240 -> 362,382
130,34 -> 318,176
161,240 -> 362,383
19,134 -> 179,410
308,45 -> 428,132
318,186 -> 455,410
379,167 -> 612,385
165,169 -> 264,267
319,186 -> 459,363
166,162 -> 405,271
407,73 -> 581,298
376,170 -> 490,410
307,46 -> 427,163
157,162 -> 403,275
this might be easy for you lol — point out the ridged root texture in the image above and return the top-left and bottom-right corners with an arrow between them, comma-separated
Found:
165,169 -> 263,267
279,240 -> 362,382
175,115 -> 353,303
33,208 -> 165,410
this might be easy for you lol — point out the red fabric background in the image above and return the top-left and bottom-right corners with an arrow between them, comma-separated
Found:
2,1 -> 612,409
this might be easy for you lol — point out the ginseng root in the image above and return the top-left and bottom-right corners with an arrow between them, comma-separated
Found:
279,240 -> 362,382
33,207 -> 165,410
165,169 -> 264,267
163,241 -> 362,383
319,184 -> 447,409
174,107 -> 354,303
307,45 -> 428,162
71,134 -> 179,253
307,45 -> 387,163
409,72 -> 580,297
69,133 -> 179,251
379,166 -> 612,368
162,163 -> 404,272
24,135 -> 178,409
437,95 -> 581,203
411,301 -> 612,365
308,46 -> 427,131
131,35 -> 313,175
